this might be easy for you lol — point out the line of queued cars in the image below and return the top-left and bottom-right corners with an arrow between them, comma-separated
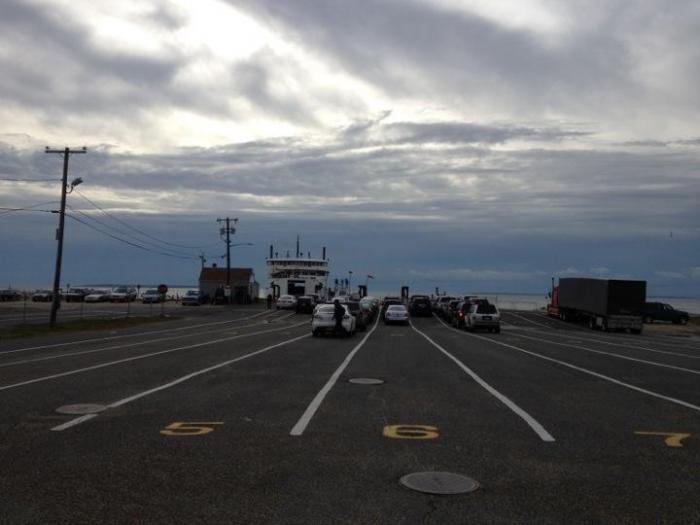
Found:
308,295 -> 381,337
434,295 -> 501,333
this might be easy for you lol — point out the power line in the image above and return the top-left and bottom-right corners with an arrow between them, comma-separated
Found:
75,189 -> 220,250
0,200 -> 58,215
0,178 -> 61,182
66,204 -> 197,259
66,212 -> 198,260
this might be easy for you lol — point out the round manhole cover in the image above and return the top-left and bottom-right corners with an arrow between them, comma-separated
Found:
348,378 -> 385,385
399,472 -> 480,495
56,404 -> 106,415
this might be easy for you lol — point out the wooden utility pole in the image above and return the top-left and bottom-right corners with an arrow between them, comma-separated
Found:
217,217 -> 238,295
45,146 -> 87,327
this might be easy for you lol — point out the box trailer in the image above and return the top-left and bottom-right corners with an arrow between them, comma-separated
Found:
547,277 -> 646,333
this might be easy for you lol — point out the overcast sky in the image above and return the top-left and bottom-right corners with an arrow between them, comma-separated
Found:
1,0 -> 699,296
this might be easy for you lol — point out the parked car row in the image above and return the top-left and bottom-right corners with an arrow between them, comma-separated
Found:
435,295 -> 501,333
310,296 -> 381,337
11,287 -> 210,305
0,289 -> 23,301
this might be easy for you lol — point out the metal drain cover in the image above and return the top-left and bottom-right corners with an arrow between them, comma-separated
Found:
399,471 -> 480,495
56,404 -> 106,415
348,378 -> 385,385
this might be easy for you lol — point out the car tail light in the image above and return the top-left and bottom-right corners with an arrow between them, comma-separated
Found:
458,311 -> 464,318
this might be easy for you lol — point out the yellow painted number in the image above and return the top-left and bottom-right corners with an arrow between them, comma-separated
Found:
635,431 -> 691,448
383,425 -> 439,440
160,421 -> 224,436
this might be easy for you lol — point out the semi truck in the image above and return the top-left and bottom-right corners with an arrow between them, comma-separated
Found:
547,277 -> 646,334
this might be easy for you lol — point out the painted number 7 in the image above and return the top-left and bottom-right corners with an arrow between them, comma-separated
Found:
160,421 -> 224,436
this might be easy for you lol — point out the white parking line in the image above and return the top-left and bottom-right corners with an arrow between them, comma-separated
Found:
0,321 -> 309,392
507,316 -> 700,359
52,332 -> 311,431
437,318 -> 700,414
0,317 -> 294,369
509,332 -> 700,376
528,311 -> 700,351
290,317 -> 380,436
504,311 -> 555,330
512,334 -> 700,364
0,310 -> 278,355
412,322 -> 555,442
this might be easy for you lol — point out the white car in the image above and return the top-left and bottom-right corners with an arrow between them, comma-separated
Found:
384,304 -> 409,325
85,290 -> 111,303
311,304 -> 356,337
276,295 -> 297,310
110,286 -> 137,302
465,303 -> 501,333
141,289 -> 163,303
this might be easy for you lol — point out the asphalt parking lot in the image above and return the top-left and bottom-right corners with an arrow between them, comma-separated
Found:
0,306 -> 698,524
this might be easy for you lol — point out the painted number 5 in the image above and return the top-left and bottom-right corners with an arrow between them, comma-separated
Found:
160,421 -> 224,436
383,425 -> 439,440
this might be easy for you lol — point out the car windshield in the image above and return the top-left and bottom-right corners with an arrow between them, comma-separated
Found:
186,291 -> 198,296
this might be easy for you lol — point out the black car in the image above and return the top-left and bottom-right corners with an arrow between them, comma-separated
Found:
182,290 -> 210,306
0,289 -> 22,301
64,288 -> 90,302
346,300 -> 369,331
409,297 -> 432,317
643,302 -> 690,324
296,296 -> 316,314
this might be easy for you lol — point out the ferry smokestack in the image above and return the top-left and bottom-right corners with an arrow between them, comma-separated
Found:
322,246 -> 326,260
269,245 -> 273,259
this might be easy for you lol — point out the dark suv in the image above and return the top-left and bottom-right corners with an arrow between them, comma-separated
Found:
643,302 -> 690,325
409,297 -> 432,317
296,296 -> 316,314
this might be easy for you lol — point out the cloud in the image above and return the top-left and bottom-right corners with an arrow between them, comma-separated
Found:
654,271 -> 686,279
408,268 -> 536,281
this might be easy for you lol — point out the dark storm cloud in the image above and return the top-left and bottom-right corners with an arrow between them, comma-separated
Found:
0,0 -> 181,110
231,0 -> 636,114
2,116 -> 698,245
0,0 -> 336,130
231,50 -> 320,126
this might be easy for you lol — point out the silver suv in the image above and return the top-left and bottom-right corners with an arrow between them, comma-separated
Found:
465,303 -> 501,333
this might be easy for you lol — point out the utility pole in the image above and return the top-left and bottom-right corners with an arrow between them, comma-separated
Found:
199,252 -> 207,269
217,217 -> 238,295
45,146 -> 86,327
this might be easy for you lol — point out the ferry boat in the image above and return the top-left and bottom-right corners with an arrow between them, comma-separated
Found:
266,238 -> 330,300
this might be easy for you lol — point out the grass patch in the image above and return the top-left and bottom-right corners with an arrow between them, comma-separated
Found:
0,315 -> 179,340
